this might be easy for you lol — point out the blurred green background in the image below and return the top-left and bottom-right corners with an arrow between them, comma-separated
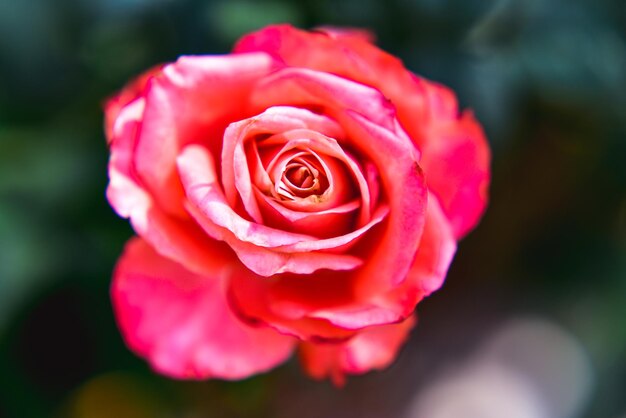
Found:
0,0 -> 624,417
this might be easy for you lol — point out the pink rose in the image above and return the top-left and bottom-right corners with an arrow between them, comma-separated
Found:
105,25 -> 490,385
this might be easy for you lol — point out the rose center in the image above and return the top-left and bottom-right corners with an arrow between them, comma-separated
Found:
285,165 -> 316,189
276,155 -> 329,200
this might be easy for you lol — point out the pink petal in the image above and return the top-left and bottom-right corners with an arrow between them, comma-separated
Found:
182,139 -> 387,257
227,267 -> 359,341
299,315 -> 416,386
379,195 -> 457,317
226,224 -> 411,341
338,111 -> 426,293
221,106 -> 345,223
132,52 -> 278,217
106,96 -> 231,277
177,144 -> 364,275
112,238 -> 296,380
409,195 -> 457,295
188,197 -> 364,276
234,24 -> 389,90
313,26 -> 377,44
235,25 -> 412,129
251,67 -> 400,134
179,144 -> 316,247
272,205 -> 388,253
259,129 -> 372,224
106,97 -> 149,220
418,108 -> 491,238
308,304 -> 404,330
255,189 -> 360,238
244,68 -> 428,289
104,64 -> 163,144
220,74 -> 429,336
392,78 -> 490,238
236,24 -> 490,238
225,215 -> 429,340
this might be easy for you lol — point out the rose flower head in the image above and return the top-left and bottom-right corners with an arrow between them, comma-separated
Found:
105,25 -> 490,386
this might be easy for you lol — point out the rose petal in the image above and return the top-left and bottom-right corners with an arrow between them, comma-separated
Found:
245,68 -> 428,288
308,304 -> 404,330
231,193 -> 452,341
376,195 -> 457,317
236,24 -> 490,237
178,144 -> 317,247
106,97 -> 149,219
182,141 -> 388,255
299,315 -> 416,386
314,26 -> 377,44
104,64 -> 163,144
106,97 -> 233,277
236,24 -> 422,151
236,25 -> 409,131
259,130 -> 371,223
235,24 -> 388,92
255,189 -> 360,238
409,195 -> 458,295
222,106 -> 345,224
418,109 -> 491,238
226,195 -> 446,340
221,73 -> 428,337
338,111 -> 426,292
111,238 -> 296,380
272,205 -> 388,253
227,267 -> 358,341
132,52 -> 278,217
179,144 -> 380,275
251,67 -> 400,134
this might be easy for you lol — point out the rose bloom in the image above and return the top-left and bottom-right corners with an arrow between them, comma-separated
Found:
105,25 -> 490,385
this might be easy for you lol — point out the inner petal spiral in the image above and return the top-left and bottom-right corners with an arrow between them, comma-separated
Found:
220,106 -> 384,238
278,155 -> 329,200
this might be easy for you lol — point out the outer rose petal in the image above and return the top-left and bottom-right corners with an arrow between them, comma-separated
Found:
112,238 -> 296,380
104,64 -> 163,144
235,198 -> 451,342
314,26 -> 376,44
106,95 -> 234,278
245,195 -> 454,341
418,110 -> 490,238
235,24 -> 490,238
376,195 -> 457,318
132,53 -> 278,216
228,266 -> 363,342
408,195 -> 457,295
299,316 -> 416,386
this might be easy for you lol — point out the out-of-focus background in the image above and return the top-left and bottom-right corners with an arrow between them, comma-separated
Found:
0,0 -> 624,417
